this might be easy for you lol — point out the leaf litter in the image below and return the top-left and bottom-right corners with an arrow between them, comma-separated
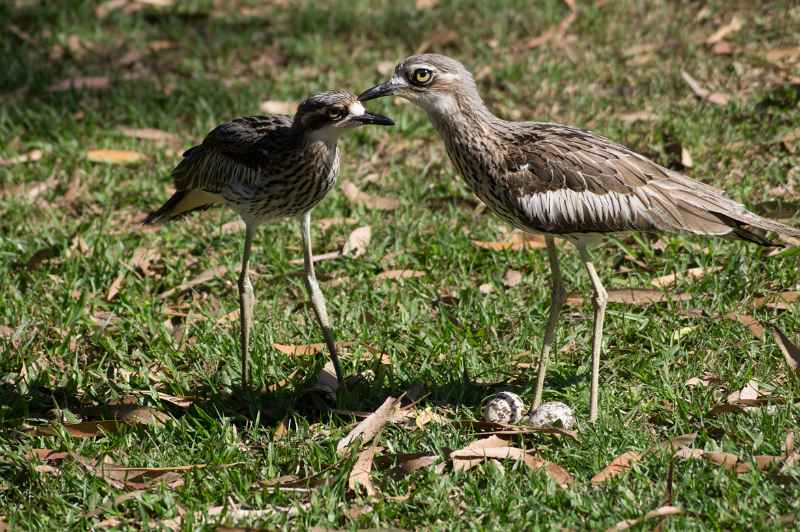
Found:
341,181 -> 401,211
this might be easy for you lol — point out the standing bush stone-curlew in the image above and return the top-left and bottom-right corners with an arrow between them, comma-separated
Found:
145,90 -> 394,390
359,54 -> 800,422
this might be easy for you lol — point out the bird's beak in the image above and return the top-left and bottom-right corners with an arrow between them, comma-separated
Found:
350,111 -> 394,126
358,79 -> 403,102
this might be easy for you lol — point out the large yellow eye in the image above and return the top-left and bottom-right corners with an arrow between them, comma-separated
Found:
412,68 -> 433,85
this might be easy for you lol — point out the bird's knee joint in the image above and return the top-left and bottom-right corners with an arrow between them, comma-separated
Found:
594,288 -> 608,308
238,275 -> 253,294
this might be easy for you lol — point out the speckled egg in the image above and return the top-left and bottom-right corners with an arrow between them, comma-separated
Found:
482,391 -> 525,424
527,401 -> 575,430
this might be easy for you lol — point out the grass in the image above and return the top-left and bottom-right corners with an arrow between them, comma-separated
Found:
2,0 -> 799,529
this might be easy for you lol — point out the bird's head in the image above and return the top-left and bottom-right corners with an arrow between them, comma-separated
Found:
294,90 -> 394,143
358,54 -> 476,116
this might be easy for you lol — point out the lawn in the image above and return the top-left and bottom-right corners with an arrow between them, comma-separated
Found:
1,0 -> 799,529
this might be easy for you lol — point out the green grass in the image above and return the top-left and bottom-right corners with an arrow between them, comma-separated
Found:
2,0 -> 799,529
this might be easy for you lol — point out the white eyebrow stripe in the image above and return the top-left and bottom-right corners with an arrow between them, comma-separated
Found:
349,102 -> 365,116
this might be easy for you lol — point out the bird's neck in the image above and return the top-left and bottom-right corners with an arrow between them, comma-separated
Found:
425,87 -> 504,145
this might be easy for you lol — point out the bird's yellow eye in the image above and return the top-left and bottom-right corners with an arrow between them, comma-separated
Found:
327,108 -> 345,120
412,68 -> 433,85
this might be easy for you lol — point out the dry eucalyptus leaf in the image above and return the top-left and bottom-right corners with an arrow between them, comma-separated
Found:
566,289 -> 692,306
591,450 -> 642,484
259,100 -> 295,115
337,396 -> 400,455
272,343 -> 326,356
615,111 -> 658,123
472,231 -> 547,251
706,15 -> 743,44
607,506 -> 683,531
754,291 -> 799,310
651,266 -> 721,288
680,71 -> 730,106
451,438 -> 572,486
415,0 -> 438,9
374,270 -> 426,282
341,181 -> 401,211
86,149 -> 146,165
348,443 -> 380,497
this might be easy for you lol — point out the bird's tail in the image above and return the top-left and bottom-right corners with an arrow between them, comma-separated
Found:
144,189 -> 220,224
719,210 -> 800,247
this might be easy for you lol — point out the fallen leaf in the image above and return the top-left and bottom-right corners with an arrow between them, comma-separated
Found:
48,76 -> 110,92
754,291 -> 800,310
348,442 -> 380,497
726,380 -> 767,403
607,505 -> 683,531
0,149 -> 43,166
385,452 -> 443,476
706,15 -> 743,44
106,272 -> 126,301
681,71 -> 731,106
712,41 -> 734,55
651,266 -> 722,288
415,0 -> 438,9
96,0 -> 129,18
566,289 -> 692,306
503,269 -> 523,287
450,438 -> 572,486
341,181 -> 400,211
771,326 -> 800,372
26,420 -> 123,439
337,396 -> 400,455
117,127 -> 180,145
724,313 -> 764,339
341,225 -> 372,258
259,100 -> 295,115
158,265 -> 227,299
764,47 -> 800,63
374,270 -> 426,282
479,282 -> 494,294
591,451 -> 642,484
685,372 -> 722,388
472,231 -> 547,251
272,342 -> 326,356
86,149 -> 146,165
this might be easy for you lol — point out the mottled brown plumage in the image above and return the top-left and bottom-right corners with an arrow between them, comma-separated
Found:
146,90 -> 393,389
360,53 -> 800,421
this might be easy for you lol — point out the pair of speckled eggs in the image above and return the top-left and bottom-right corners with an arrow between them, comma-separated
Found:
482,392 -> 575,429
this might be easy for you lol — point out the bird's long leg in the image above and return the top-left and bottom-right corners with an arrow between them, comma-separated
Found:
532,236 -> 566,410
239,223 -> 256,390
300,211 -> 345,387
577,241 -> 608,423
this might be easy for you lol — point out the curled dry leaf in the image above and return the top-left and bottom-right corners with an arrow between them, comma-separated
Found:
375,270 -> 426,282
651,266 -> 721,288
615,111 -> 658,123
86,149 -> 146,165
607,506 -> 682,531
566,288 -> 692,306
341,225 -> 372,258
771,326 -> 800,372
259,100 -> 295,115
513,0 -> 576,51
273,342 -> 326,356
0,149 -> 43,166
450,436 -> 573,486
706,15 -> 743,44
348,442 -> 380,497
415,0 -> 438,9
341,181 -> 401,211
337,396 -> 400,455
472,231 -> 547,251
158,265 -> 227,299
591,451 -> 642,484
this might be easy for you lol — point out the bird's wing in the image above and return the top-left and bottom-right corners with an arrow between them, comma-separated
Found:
172,115 -> 293,192
501,123 -> 762,237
